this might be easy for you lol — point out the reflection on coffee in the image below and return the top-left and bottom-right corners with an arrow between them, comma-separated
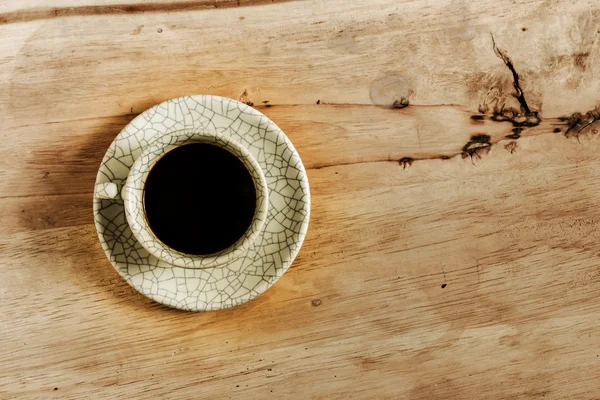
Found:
143,143 -> 256,255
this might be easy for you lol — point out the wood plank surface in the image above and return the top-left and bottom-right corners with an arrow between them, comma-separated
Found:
2,0 -> 600,398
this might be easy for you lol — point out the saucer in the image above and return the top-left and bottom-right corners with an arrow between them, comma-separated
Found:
93,95 -> 310,311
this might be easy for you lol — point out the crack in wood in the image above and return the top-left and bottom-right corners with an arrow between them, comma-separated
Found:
558,106 -> 600,139
485,34 -> 541,138
387,37 -> 544,170
504,140 -> 518,154
392,98 -> 410,109
398,157 -> 414,169
491,34 -> 535,117
461,134 -> 492,161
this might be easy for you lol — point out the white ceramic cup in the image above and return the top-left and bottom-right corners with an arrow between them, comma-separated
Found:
93,128 -> 269,269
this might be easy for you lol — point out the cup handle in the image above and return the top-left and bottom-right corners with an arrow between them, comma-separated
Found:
94,182 -> 121,200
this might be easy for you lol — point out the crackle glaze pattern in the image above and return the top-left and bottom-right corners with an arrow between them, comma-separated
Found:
93,95 -> 310,311
123,129 -> 269,269
94,182 -> 119,199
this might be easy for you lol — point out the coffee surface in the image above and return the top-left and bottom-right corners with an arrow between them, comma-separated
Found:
143,143 -> 257,255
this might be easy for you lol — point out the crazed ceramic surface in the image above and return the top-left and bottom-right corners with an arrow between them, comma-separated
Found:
93,95 -> 310,311
122,129 -> 269,269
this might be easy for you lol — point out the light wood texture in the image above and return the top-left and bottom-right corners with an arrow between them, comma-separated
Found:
2,0 -> 600,398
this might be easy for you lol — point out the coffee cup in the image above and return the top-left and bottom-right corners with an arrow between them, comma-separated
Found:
93,128 -> 269,269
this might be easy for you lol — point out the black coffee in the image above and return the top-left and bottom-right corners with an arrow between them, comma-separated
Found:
143,143 -> 256,255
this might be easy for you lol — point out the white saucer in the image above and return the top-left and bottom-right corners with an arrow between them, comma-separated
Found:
93,95 -> 310,311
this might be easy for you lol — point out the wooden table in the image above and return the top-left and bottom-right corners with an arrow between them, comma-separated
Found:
2,1 -> 600,398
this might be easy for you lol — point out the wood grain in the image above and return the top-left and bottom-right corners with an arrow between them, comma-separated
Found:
2,0 -> 600,399
0,0 -> 298,25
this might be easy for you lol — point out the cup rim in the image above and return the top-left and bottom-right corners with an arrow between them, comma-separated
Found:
122,128 -> 269,269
